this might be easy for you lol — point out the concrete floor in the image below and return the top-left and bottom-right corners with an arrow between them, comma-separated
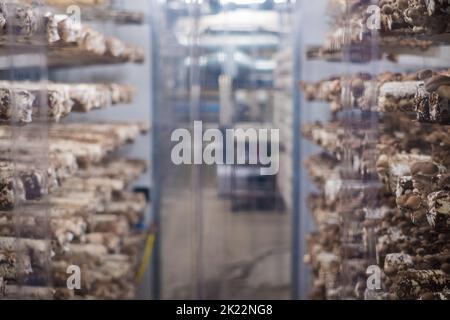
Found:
160,165 -> 291,300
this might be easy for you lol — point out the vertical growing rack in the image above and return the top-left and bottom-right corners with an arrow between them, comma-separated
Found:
0,0 -> 153,299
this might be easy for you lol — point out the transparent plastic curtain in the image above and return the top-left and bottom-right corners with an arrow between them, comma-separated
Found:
1,0 -> 52,299
213,0 -> 293,300
154,0 -> 198,299
187,0 -> 204,299
296,0 -> 343,300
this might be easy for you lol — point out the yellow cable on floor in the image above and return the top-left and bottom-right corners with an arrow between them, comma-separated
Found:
136,233 -> 156,283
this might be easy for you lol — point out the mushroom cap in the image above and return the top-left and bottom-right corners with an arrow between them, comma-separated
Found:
410,161 -> 439,176
425,75 -> 450,92
436,84 -> 450,100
